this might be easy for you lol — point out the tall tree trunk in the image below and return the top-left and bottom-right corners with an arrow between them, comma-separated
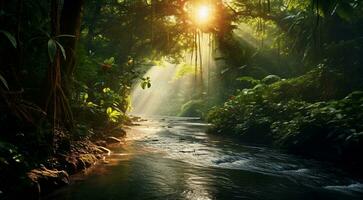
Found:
46,0 -> 63,142
60,0 -> 84,97
43,0 -> 85,151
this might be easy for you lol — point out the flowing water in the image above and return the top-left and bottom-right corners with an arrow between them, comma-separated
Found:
46,116 -> 363,200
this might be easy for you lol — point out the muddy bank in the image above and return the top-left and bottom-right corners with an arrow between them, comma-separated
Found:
0,126 -> 128,200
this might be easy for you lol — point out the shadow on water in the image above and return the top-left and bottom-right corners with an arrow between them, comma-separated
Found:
45,116 -> 363,200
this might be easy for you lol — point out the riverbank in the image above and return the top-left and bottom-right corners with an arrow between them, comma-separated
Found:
0,122 -> 133,199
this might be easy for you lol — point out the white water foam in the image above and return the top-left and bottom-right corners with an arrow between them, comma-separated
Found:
324,183 -> 363,195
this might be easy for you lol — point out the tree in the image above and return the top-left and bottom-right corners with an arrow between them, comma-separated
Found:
45,0 -> 84,132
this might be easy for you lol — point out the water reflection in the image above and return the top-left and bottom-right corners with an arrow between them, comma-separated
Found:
182,173 -> 213,200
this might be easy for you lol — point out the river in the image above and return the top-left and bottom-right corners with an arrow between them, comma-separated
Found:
46,116 -> 363,200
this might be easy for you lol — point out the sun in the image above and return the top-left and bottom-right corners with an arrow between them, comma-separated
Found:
195,5 -> 212,26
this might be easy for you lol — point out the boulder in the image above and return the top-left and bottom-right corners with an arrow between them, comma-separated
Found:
27,167 -> 69,196
78,154 -> 97,168
96,146 -> 111,155
94,140 -> 107,147
109,126 -> 126,137
106,136 -> 122,144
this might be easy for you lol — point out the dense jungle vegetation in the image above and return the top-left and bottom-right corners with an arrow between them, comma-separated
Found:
1,0 -> 363,198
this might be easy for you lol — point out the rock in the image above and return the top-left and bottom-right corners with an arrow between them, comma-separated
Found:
96,146 -> 111,155
109,126 -> 126,137
78,154 -> 97,168
106,136 -> 122,144
94,140 -> 107,147
63,156 -> 78,174
262,75 -> 281,85
56,153 -> 97,175
27,167 -> 69,196
130,116 -> 141,121
102,160 -> 110,164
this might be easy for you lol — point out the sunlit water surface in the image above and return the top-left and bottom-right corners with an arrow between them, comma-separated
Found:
46,116 -> 363,200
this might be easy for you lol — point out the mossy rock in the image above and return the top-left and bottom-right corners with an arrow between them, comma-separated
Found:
261,75 -> 281,85
27,167 -> 69,196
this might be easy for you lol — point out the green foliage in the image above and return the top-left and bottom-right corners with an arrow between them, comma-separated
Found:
0,141 -> 25,167
174,63 -> 195,79
75,85 -> 128,127
261,75 -> 281,85
207,65 -> 363,164
106,107 -> 122,122
103,57 -> 115,66
140,77 -> 151,89
236,76 -> 260,85
207,66 -> 348,134
178,100 -> 206,117
47,36 -> 72,62
0,30 -> 17,48
0,73 -> 9,90
236,76 -> 261,89
47,39 -> 58,62
0,1 -> 363,194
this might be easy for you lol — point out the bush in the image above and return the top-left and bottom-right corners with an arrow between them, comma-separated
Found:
207,67 -> 363,168
178,100 -> 206,117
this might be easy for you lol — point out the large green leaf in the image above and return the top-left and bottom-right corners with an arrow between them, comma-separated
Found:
106,107 -> 113,115
48,39 -> 57,63
55,34 -> 75,38
0,30 -> 17,48
0,73 -> 9,90
103,57 -> 115,65
336,2 -> 354,21
140,77 -> 151,89
55,41 -> 67,61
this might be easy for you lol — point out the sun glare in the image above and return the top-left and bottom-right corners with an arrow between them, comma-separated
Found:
195,5 -> 212,25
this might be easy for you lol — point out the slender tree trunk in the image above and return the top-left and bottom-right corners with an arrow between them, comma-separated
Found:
207,33 -> 211,96
194,30 -> 198,92
46,0 -> 62,143
198,31 -> 203,91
